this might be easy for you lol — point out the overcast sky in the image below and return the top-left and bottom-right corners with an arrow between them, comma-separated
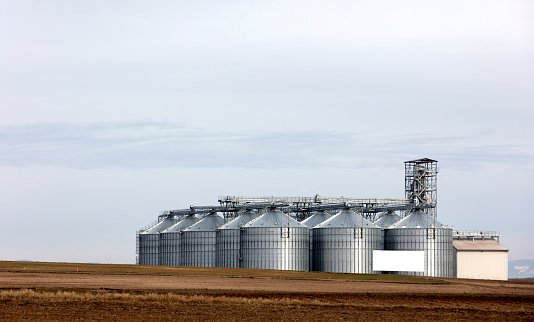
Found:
1,1 -> 532,264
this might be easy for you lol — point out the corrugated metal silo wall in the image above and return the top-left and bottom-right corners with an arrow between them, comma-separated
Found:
216,229 -> 240,268
138,233 -> 159,265
312,227 -> 382,274
158,232 -> 181,266
384,228 -> 454,278
308,229 -> 314,271
240,227 -> 309,271
181,231 -> 217,267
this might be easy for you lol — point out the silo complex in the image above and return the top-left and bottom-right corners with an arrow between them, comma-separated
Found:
138,216 -> 179,265
136,159 -> 499,280
301,210 -> 332,271
181,213 -> 225,267
159,215 -> 200,266
313,209 -> 382,274
240,208 -> 309,271
216,210 -> 260,268
385,209 -> 454,277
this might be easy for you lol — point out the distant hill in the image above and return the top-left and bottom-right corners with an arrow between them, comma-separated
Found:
509,259 -> 534,279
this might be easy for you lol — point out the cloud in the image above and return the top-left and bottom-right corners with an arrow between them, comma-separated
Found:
1,121 -> 532,170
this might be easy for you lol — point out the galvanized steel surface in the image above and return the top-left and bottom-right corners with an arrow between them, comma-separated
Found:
312,209 -> 381,273
389,209 -> 448,229
301,211 -> 332,228
240,208 -> 309,271
138,217 -> 179,266
181,213 -> 225,267
301,210 -> 332,271
313,227 -> 382,273
158,215 -> 200,266
216,210 -> 260,268
385,210 -> 454,277
373,211 -> 401,228
244,208 -> 307,228
315,209 -> 379,229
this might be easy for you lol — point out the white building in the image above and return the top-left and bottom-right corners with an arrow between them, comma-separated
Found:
453,231 -> 508,281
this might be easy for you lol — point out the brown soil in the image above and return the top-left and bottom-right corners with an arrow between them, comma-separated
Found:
1,262 -> 533,321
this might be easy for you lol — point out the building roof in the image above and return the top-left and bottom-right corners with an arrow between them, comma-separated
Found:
183,213 -> 225,232
315,209 -> 379,229
141,217 -> 179,234
404,158 -> 437,163
243,208 -> 307,228
388,209 -> 448,229
219,210 -> 260,229
161,215 -> 199,233
301,210 -> 332,228
453,239 -> 508,252
374,211 -> 401,228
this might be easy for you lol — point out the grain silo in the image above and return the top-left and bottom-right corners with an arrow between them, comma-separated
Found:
374,211 -> 401,228
384,209 -> 454,277
312,208 -> 381,274
240,207 -> 309,271
158,214 -> 200,266
301,210 -> 332,228
137,215 -> 179,266
181,212 -> 225,267
216,209 -> 260,268
301,210 -> 332,271
374,210 -> 402,250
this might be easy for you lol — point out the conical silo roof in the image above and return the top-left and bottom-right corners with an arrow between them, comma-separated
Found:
161,214 -> 200,233
388,209 -> 448,229
183,213 -> 225,232
142,216 -> 179,234
219,210 -> 260,230
243,208 -> 307,228
301,211 -> 332,228
374,211 -> 401,228
315,209 -> 379,229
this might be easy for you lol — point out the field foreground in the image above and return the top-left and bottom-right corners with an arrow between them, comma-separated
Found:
1,261 -> 533,321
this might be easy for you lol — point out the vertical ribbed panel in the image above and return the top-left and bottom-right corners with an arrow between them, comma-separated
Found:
216,210 -> 261,268
138,234 -> 160,265
302,211 -> 332,271
158,215 -> 200,266
158,232 -> 181,266
216,229 -> 240,268
137,217 -> 178,266
240,227 -> 310,271
180,213 -> 225,267
312,227 -> 382,273
384,227 -> 454,277
181,231 -> 218,267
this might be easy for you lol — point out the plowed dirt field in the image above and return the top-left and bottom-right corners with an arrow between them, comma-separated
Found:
1,262 -> 533,321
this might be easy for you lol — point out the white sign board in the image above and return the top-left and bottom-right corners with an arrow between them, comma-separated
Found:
373,250 -> 425,272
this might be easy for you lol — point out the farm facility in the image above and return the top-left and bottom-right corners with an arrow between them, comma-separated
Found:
136,158 -> 508,280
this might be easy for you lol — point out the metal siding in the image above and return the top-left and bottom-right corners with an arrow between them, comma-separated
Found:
181,231 -> 218,267
137,217 -> 178,266
158,216 -> 200,266
138,233 -> 160,266
384,227 -> 454,277
216,210 -> 260,268
240,226 -> 309,271
302,211 -> 331,271
313,227 -> 381,273
456,251 -> 508,280
216,229 -> 241,268
158,232 -> 181,266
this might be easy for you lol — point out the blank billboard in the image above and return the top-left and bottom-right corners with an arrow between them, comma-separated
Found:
373,250 -> 424,272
